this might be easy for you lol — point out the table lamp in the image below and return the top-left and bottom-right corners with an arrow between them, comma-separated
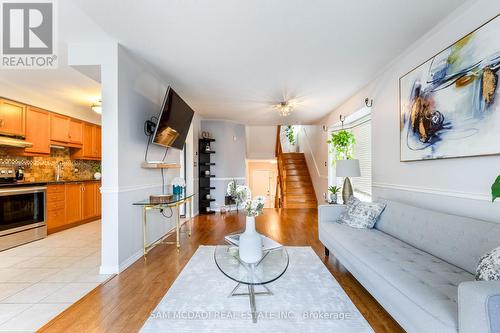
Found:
336,159 -> 361,203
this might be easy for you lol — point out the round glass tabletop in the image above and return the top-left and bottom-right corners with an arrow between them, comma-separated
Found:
214,245 -> 289,286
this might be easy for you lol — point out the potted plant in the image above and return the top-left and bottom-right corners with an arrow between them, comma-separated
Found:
327,129 -> 356,162
238,187 -> 266,263
492,175 -> 500,202
328,186 -> 340,204
285,125 -> 297,152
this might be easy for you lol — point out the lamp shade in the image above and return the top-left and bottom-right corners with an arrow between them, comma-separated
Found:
336,159 -> 361,177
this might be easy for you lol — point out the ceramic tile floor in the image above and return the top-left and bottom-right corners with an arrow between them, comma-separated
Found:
0,221 -> 111,332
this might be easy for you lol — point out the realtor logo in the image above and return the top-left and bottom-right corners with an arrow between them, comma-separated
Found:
1,0 -> 57,68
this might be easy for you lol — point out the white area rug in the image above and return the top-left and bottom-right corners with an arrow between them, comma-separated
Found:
141,246 -> 373,332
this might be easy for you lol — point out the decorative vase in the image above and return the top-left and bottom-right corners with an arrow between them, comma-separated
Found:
239,216 -> 263,263
94,172 -> 101,180
329,193 -> 337,204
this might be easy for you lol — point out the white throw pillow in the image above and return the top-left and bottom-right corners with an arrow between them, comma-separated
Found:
475,247 -> 500,281
337,196 -> 386,229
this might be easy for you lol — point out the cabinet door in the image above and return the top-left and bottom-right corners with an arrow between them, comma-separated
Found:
50,114 -> 70,142
65,183 -> 82,224
93,126 -> 101,158
25,107 -> 50,154
0,99 -> 26,136
82,182 -> 97,219
68,119 -> 83,145
95,182 -> 102,216
82,123 -> 94,157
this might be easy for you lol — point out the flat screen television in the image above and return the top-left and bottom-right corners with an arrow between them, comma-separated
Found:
152,87 -> 195,150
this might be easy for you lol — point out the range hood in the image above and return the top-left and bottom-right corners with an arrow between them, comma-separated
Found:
0,136 -> 33,148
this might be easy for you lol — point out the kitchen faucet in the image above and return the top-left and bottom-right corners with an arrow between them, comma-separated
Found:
55,161 -> 63,181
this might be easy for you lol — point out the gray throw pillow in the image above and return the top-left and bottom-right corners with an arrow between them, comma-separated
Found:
337,196 -> 386,229
475,247 -> 500,281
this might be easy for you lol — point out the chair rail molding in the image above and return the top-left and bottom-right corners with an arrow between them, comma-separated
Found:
373,182 -> 494,202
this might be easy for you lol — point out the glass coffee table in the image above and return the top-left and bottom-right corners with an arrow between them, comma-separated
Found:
214,244 -> 289,323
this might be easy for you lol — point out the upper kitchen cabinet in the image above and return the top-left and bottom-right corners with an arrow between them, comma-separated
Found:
71,123 -> 101,160
0,98 -> 26,137
25,107 -> 50,155
50,113 -> 70,143
68,119 -> 83,145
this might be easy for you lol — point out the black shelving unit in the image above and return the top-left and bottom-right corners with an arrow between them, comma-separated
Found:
199,138 -> 216,214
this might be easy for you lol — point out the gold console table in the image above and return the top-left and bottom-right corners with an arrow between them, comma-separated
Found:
133,194 -> 194,259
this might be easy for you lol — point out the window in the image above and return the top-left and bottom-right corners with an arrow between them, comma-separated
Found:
328,108 -> 372,201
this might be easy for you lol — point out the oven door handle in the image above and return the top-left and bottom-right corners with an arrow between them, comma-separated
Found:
0,186 -> 47,196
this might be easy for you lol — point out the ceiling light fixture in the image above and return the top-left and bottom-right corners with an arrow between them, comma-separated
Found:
274,101 -> 293,117
91,100 -> 102,114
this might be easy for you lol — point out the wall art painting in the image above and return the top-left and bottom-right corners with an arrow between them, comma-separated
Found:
400,15 -> 500,161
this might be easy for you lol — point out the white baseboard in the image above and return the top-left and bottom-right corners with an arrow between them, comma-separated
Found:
99,265 -> 119,275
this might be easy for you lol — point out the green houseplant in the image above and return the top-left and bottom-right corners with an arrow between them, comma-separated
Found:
284,125 -> 297,152
492,175 -> 500,202
327,130 -> 356,161
328,186 -> 340,204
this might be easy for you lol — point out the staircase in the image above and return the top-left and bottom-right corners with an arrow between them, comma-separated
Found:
279,153 -> 317,208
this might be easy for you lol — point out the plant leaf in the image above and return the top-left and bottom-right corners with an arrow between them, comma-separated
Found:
492,175 -> 500,202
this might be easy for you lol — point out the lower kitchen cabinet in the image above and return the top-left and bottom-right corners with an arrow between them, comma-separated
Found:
47,181 -> 101,234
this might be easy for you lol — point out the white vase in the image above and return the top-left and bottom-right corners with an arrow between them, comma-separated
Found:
239,216 -> 263,263
94,172 -> 101,180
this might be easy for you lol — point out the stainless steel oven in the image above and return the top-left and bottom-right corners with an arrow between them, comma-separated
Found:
0,186 -> 47,251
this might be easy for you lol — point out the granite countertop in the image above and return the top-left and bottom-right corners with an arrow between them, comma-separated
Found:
0,179 -> 101,188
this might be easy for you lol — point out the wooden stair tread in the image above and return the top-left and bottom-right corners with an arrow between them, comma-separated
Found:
277,150 -> 316,208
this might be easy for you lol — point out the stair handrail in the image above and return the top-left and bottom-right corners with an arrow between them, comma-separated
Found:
275,125 -> 284,208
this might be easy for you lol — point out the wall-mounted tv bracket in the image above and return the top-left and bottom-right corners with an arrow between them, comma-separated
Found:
144,119 -> 157,136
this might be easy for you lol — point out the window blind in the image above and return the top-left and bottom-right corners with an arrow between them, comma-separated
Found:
350,120 -> 372,196
329,116 -> 372,199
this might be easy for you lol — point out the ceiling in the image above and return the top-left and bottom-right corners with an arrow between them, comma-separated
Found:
2,0 -> 467,125
71,0 -> 468,124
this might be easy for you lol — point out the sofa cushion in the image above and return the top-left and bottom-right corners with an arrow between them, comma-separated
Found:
321,221 -> 474,329
374,199 -> 500,274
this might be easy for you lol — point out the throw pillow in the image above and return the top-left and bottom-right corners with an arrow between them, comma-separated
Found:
337,197 -> 386,229
475,247 -> 500,281
337,196 -> 359,225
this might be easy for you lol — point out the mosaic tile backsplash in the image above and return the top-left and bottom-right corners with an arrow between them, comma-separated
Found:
0,148 -> 101,182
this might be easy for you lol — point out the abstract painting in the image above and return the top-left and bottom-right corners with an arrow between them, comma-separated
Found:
400,15 -> 500,161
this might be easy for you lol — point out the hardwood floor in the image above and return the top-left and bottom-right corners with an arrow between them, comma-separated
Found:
39,209 -> 404,333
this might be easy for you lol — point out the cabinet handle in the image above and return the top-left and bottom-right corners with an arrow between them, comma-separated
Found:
0,119 -> 4,127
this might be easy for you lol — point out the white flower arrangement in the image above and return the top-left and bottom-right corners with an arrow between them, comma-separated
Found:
226,180 -> 237,198
242,194 -> 266,217
234,185 -> 251,204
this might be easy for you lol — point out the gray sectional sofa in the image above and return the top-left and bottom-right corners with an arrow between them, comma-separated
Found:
318,199 -> 500,333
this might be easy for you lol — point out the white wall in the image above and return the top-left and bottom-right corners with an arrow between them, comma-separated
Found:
298,125 -> 329,203
69,43 -> 199,273
201,120 -> 247,209
319,0 -> 500,222
245,126 -> 277,159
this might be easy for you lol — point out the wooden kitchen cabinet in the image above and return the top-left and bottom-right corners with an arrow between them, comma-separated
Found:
68,119 -> 83,145
50,113 -> 70,143
71,123 -> 101,160
96,182 -> 102,214
82,182 -> 97,219
46,184 -> 66,232
65,183 -> 83,224
0,98 -> 26,137
25,107 -> 50,155
47,181 -> 102,234
93,126 -> 101,158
